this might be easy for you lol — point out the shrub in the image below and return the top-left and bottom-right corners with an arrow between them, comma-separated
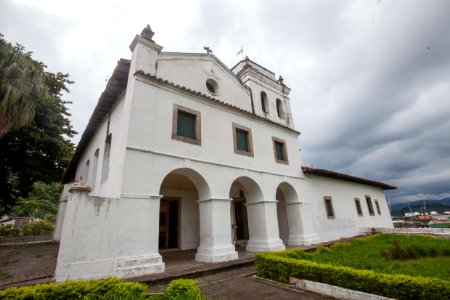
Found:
165,279 -> 203,300
21,220 -> 54,236
0,225 -> 21,237
256,252 -> 450,299
0,277 -> 148,300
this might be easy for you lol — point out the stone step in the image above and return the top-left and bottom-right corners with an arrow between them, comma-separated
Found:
114,255 -> 163,270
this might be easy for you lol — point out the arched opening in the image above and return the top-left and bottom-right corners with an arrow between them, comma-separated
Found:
260,91 -> 268,114
276,98 -> 284,118
229,176 -> 263,248
91,148 -> 99,187
158,168 -> 210,251
276,182 -> 300,245
101,134 -> 112,182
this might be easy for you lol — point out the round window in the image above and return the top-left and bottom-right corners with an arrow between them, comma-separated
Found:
206,78 -> 218,94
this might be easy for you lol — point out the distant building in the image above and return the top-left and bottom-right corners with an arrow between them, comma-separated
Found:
54,26 -> 396,281
0,216 -> 37,228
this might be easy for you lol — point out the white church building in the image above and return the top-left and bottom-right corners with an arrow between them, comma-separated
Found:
54,26 -> 395,281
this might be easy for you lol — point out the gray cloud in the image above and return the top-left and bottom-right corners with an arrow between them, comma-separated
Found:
2,0 -> 449,204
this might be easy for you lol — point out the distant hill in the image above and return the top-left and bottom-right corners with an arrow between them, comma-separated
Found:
390,197 -> 450,215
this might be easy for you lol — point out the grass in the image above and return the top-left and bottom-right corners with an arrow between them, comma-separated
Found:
400,256 -> 450,279
283,234 -> 450,280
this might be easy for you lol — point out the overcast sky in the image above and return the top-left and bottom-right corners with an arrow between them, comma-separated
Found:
1,0 -> 449,204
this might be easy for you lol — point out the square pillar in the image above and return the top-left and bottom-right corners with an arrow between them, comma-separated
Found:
195,198 -> 238,262
246,200 -> 285,252
55,182 -> 165,281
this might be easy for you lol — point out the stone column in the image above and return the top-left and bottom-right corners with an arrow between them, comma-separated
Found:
195,198 -> 238,263
246,200 -> 285,252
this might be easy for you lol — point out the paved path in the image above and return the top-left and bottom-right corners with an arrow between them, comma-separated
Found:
196,265 -> 324,300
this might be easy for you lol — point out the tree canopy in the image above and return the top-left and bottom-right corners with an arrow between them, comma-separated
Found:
0,34 -> 76,216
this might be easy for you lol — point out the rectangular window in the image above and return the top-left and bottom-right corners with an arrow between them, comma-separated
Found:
366,196 -> 375,216
236,129 -> 249,151
232,123 -> 253,157
324,196 -> 335,219
172,104 -> 201,145
177,111 -> 196,139
272,137 -> 288,164
375,200 -> 381,215
354,198 -> 363,216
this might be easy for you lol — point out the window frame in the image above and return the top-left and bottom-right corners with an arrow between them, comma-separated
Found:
366,195 -> 375,216
172,104 -> 201,146
272,137 -> 289,164
324,196 -> 335,219
375,200 -> 381,215
232,123 -> 254,157
354,198 -> 363,216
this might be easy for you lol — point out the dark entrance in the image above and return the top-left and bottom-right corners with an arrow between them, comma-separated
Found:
233,191 -> 249,240
159,198 -> 180,249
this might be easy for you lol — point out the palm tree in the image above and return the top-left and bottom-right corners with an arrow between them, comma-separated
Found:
0,34 -> 48,138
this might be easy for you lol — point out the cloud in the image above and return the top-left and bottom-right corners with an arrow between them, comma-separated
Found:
2,0 -> 449,204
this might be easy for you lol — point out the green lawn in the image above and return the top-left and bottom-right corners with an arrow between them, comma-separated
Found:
285,234 -> 450,280
400,256 -> 450,280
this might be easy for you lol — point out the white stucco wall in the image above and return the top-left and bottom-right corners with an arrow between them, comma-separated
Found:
157,53 -> 252,111
125,78 -> 301,180
74,93 -> 127,198
299,175 -> 393,243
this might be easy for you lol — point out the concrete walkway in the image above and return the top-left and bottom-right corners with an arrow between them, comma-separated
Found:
131,247 -> 256,285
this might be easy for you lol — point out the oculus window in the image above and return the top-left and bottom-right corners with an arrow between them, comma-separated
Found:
324,196 -> 335,219
172,104 -> 201,145
232,123 -> 254,157
272,137 -> 288,164
206,78 -> 218,95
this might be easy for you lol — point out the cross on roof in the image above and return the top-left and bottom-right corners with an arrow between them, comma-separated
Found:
203,46 -> 213,54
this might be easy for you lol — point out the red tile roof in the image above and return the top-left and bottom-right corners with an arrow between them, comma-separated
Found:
63,59 -> 130,183
301,166 -> 397,190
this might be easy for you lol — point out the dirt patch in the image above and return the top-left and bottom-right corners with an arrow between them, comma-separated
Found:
0,242 -> 58,288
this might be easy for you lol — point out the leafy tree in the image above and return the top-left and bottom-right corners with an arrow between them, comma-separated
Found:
0,33 -> 48,137
12,181 -> 60,221
0,34 -> 75,216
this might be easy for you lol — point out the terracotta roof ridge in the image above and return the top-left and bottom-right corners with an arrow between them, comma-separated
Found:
301,166 -> 397,190
134,70 -> 300,134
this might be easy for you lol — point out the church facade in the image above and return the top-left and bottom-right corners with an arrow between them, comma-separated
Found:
54,26 -> 395,281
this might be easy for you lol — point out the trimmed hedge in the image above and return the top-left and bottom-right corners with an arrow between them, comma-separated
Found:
0,278 -> 205,300
256,249 -> 450,299
165,279 -> 203,300
0,277 -> 148,300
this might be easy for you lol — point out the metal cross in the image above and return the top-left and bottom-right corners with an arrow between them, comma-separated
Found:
203,46 -> 213,54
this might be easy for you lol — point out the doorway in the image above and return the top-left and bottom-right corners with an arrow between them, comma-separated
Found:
232,190 -> 249,244
159,198 -> 180,249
